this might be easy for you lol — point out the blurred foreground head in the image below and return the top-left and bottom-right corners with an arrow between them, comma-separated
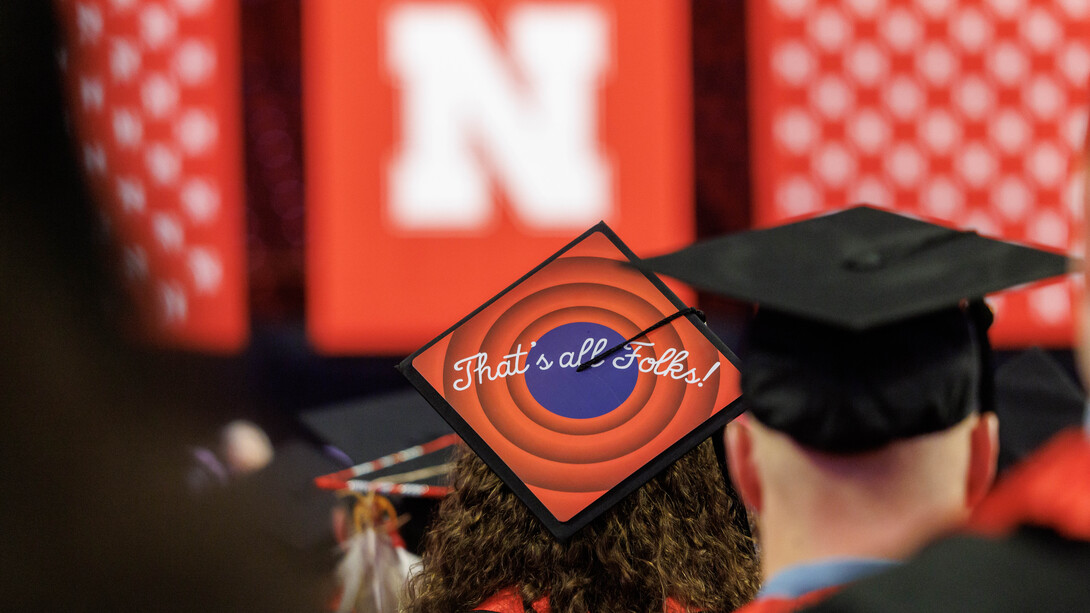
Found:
0,2 -> 328,611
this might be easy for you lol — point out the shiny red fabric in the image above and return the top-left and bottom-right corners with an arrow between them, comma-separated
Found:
970,427 -> 1090,542
473,587 -> 549,613
732,587 -> 840,613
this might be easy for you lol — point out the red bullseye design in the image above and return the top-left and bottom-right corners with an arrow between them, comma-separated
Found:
405,228 -> 740,524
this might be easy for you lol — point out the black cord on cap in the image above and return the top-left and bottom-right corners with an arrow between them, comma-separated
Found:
576,307 -> 706,372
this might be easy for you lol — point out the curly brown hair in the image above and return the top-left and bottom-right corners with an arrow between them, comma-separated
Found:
404,439 -> 759,613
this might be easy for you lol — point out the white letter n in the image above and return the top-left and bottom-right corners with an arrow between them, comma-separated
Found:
386,3 -> 612,230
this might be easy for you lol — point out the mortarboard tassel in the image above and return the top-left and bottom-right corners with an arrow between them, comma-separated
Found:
333,493 -> 414,613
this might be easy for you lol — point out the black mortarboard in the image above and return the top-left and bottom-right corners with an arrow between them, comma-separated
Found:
300,390 -> 458,551
638,206 -> 1068,331
299,389 -> 456,485
994,348 -> 1085,474
637,205 -> 1070,452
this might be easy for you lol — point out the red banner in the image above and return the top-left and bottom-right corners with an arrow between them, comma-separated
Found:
56,0 -> 248,351
304,0 -> 694,354
748,0 -> 1089,346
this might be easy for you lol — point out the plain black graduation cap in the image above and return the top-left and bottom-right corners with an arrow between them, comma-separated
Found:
637,205 -> 1071,452
994,348 -> 1085,474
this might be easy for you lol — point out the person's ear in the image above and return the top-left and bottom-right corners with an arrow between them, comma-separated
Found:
966,412 -> 999,508
725,417 -> 763,514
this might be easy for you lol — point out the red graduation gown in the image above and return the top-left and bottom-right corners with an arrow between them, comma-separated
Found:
969,427 -> 1090,540
731,587 -> 839,613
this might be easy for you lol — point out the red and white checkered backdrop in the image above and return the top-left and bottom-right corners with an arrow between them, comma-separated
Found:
748,0 -> 1089,346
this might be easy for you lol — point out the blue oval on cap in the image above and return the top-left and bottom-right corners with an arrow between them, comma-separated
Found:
526,322 -> 638,419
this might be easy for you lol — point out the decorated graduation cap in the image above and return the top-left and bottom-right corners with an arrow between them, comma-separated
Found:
637,205 -> 1070,453
397,222 -> 744,540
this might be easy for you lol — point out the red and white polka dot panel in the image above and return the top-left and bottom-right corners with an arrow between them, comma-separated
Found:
55,0 -> 247,351
748,0 -> 1089,347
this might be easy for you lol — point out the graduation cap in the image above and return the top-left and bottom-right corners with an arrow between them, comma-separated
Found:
301,390 -> 461,553
299,388 -> 456,487
636,205 -> 1071,452
397,222 -> 744,540
994,348 -> 1086,474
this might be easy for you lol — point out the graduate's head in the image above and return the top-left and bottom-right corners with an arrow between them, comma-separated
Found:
723,305 -> 1002,564
395,217 -> 764,611
637,205 -> 1070,564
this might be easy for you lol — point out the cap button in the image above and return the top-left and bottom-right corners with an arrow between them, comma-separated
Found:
843,250 -> 884,271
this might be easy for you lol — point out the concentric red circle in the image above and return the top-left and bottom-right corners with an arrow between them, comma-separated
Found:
436,247 -> 725,493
